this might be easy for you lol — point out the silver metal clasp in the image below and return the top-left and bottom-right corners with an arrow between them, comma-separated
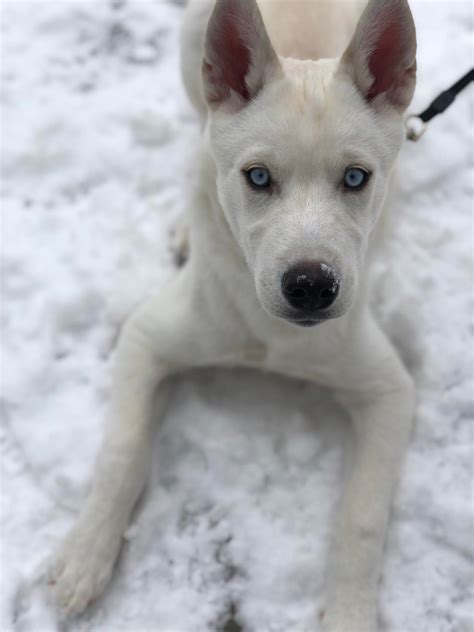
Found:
405,115 -> 427,142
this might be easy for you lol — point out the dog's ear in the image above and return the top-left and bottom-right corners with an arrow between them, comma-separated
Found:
202,0 -> 282,111
340,0 -> 416,112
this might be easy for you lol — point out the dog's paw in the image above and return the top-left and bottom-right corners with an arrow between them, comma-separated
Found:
47,523 -> 122,617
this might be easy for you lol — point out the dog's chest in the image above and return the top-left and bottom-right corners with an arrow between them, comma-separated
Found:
220,328 -> 344,387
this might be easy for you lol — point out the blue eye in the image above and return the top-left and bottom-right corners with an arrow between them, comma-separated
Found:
246,166 -> 271,189
343,167 -> 370,190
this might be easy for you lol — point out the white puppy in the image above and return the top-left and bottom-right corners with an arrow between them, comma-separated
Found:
48,1 -> 417,630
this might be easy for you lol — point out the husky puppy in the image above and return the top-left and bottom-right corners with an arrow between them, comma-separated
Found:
49,1 -> 417,630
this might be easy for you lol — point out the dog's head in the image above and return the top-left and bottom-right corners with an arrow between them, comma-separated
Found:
202,0 -> 416,327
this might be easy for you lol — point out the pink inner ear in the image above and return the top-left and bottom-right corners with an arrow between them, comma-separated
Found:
366,21 -> 404,101
207,14 -> 251,102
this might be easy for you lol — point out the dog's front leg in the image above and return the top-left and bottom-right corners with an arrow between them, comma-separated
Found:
48,270 -> 208,617
322,321 -> 415,632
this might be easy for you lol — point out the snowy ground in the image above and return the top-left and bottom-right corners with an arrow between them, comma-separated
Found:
1,1 -> 473,631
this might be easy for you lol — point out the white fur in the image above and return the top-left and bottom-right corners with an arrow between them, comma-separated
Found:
48,1 -> 417,630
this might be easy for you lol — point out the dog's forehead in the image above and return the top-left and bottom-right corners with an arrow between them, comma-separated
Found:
211,57 -> 402,172
236,60 -> 384,159
278,57 -> 341,114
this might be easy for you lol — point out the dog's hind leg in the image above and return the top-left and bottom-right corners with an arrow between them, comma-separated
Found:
47,267 -> 216,617
321,317 -> 415,632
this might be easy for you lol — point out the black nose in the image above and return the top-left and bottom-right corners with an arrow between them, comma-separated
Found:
281,261 -> 340,312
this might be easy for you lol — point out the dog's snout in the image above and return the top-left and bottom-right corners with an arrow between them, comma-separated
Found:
281,261 -> 340,312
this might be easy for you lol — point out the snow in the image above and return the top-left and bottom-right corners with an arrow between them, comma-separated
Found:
1,1 -> 473,631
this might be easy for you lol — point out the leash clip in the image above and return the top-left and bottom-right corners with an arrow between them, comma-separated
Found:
405,115 -> 427,142
405,68 -> 473,142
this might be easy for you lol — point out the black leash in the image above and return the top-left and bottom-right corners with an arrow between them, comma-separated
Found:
405,68 -> 474,141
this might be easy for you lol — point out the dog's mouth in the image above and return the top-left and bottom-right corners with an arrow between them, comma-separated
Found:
282,308 -> 343,327
284,316 -> 326,327
295,320 -> 323,327
265,304 -> 338,327
295,319 -> 322,327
